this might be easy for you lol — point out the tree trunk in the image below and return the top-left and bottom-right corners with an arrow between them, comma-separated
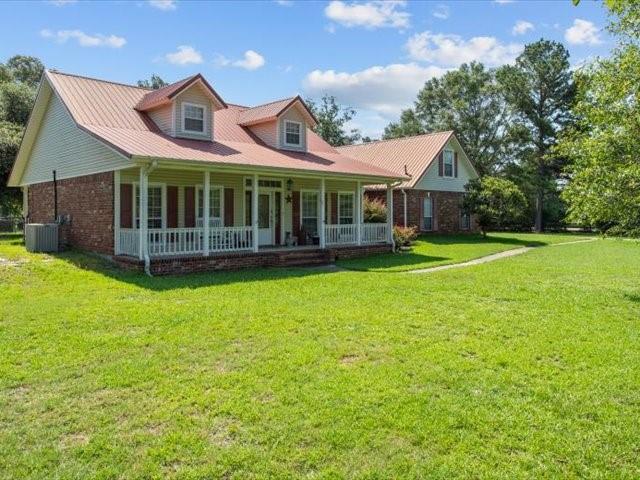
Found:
535,188 -> 543,233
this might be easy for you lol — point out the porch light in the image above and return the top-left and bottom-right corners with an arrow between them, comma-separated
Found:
286,178 -> 293,191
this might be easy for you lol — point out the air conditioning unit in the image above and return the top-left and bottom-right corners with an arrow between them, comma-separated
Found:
25,223 -> 59,252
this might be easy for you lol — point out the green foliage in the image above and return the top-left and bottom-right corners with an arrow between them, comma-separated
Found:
382,108 -> 424,140
305,95 -> 361,146
462,176 -> 528,235
137,74 -> 168,90
3,55 -> 44,88
392,225 -> 418,248
362,196 -> 387,223
0,81 -> 35,125
0,121 -> 23,214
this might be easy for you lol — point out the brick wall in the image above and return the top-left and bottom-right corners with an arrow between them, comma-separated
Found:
27,171 -> 114,254
366,189 -> 477,234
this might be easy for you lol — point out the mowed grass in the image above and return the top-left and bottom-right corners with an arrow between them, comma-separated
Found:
337,231 -> 591,272
1,234 -> 639,479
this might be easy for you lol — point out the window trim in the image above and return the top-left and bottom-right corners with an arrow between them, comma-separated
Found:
337,191 -> 355,225
132,182 -> 167,230
443,148 -> 455,178
300,189 -> 319,234
195,184 -> 225,227
283,120 -> 302,147
422,196 -> 433,232
460,211 -> 471,230
182,101 -> 206,134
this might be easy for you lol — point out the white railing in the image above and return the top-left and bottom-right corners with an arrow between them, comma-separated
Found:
147,227 -> 204,257
196,218 -> 223,228
325,224 -> 356,246
362,223 -> 388,244
209,226 -> 253,252
118,228 -> 139,257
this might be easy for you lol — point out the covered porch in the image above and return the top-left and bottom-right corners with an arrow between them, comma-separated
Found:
114,165 -> 395,261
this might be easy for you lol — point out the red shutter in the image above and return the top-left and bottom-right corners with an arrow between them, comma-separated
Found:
224,188 -> 234,226
331,192 -> 338,224
454,152 -> 459,178
438,152 -> 444,177
184,186 -> 195,227
167,186 -> 178,228
120,184 -> 132,228
292,191 -> 301,239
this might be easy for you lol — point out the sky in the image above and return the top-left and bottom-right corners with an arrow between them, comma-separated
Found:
1,0 -> 613,138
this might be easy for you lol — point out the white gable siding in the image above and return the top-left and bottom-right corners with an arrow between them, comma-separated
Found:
173,83 -> 213,141
278,106 -> 307,152
249,120 -> 278,148
413,140 -> 477,192
147,104 -> 174,136
21,93 -> 130,186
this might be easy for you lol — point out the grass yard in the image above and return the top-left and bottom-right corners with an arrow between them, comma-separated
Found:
1,233 -> 639,478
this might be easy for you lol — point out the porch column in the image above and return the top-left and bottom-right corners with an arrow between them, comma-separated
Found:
203,171 -> 210,256
356,181 -> 362,246
319,178 -> 326,248
138,166 -> 148,260
252,173 -> 259,252
114,170 -> 121,255
386,184 -> 394,245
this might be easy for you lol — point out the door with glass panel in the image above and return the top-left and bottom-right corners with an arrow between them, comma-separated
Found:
258,192 -> 273,246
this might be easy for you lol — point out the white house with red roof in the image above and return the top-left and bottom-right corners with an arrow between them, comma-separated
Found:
8,71 -> 406,274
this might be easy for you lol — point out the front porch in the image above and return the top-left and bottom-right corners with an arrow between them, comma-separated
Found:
113,166 -> 395,265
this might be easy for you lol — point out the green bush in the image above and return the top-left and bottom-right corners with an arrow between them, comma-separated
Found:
363,196 -> 387,223
393,226 -> 418,248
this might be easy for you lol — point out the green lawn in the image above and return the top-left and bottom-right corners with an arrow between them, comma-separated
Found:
338,232 -> 591,272
1,233 -> 639,478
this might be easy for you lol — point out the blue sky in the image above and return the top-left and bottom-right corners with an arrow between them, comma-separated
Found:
1,0 -> 612,137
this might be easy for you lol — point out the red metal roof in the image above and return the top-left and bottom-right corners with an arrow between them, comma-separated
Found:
237,96 -> 317,127
45,70 -> 402,181
135,73 -> 227,111
337,131 -> 454,188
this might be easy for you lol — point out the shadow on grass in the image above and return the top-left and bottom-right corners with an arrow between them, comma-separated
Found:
623,292 -> 640,303
338,252 -> 450,272
426,233 -> 548,248
53,249 -> 341,292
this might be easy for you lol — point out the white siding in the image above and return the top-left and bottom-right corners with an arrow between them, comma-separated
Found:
278,106 -> 307,152
413,140 -> 477,192
173,83 -> 213,141
21,94 -> 130,185
249,120 -> 278,148
147,104 -> 173,136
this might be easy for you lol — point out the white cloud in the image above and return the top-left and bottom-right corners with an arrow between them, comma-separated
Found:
565,19 -> 602,45
494,0 -> 514,4
512,20 -> 534,35
303,63 -> 446,119
432,4 -> 449,20
40,29 -> 126,48
164,45 -> 203,65
48,0 -> 77,5
405,31 -> 523,67
275,0 -> 293,5
324,0 -> 410,30
215,50 -> 266,71
148,0 -> 176,10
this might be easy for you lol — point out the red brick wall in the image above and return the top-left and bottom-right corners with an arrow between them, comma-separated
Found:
27,171 -> 114,254
366,189 -> 478,234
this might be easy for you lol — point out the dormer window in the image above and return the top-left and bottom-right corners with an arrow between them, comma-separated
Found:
183,102 -> 205,133
443,149 -> 454,177
284,120 -> 301,146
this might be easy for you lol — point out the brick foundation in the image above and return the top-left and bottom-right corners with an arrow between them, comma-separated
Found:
366,189 -> 478,234
27,172 -> 114,254
114,244 -> 392,276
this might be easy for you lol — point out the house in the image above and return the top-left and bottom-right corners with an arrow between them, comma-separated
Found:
8,70 -> 406,274
337,132 -> 479,233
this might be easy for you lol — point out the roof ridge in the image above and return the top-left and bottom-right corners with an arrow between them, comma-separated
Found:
245,96 -> 296,110
337,130 -> 454,148
47,69 -> 153,91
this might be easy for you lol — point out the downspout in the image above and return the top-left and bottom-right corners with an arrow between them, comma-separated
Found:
401,189 -> 407,228
142,160 -> 159,277
388,180 -> 403,252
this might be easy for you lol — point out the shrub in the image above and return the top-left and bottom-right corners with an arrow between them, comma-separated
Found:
393,226 -> 418,248
363,197 -> 387,223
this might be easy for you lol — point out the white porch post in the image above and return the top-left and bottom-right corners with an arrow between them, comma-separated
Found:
387,184 -> 394,245
138,166 -> 148,260
203,171 -> 210,256
356,181 -> 362,246
319,178 -> 326,248
252,173 -> 259,252
114,170 -> 121,255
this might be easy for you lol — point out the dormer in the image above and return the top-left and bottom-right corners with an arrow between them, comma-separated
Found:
135,74 -> 226,141
238,96 -> 317,152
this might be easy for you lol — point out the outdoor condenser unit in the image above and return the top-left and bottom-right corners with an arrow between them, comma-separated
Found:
25,223 -> 59,253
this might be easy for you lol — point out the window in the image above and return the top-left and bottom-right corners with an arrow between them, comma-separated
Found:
460,211 -> 470,230
245,178 -> 282,189
423,197 -> 433,231
135,185 -> 163,229
301,191 -> 318,235
284,120 -> 301,146
197,187 -> 223,227
338,192 -> 354,225
443,149 -> 454,177
183,103 -> 205,133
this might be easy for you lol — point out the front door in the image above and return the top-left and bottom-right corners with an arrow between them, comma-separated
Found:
258,193 -> 272,246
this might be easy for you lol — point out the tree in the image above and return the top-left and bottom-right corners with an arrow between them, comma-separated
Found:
137,74 -> 168,89
0,82 -> 35,124
382,108 -> 424,140
497,40 -> 575,232
0,121 -> 23,214
5,55 -> 44,87
462,176 -> 528,236
305,95 -> 361,146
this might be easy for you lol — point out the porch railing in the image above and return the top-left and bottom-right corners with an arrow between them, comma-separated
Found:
361,223 -> 388,244
209,226 -> 253,253
325,224 -> 356,246
119,228 -> 139,257
148,227 -> 204,257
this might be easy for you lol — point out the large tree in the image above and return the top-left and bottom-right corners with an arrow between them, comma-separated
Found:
383,108 -> 424,140
137,74 -> 168,90
305,95 -> 361,147
497,40 -> 575,232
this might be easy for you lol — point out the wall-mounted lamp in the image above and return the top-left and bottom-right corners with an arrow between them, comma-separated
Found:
286,178 -> 293,191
